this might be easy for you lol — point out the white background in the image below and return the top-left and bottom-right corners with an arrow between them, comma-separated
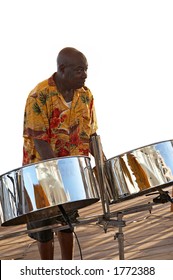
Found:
0,0 -> 173,175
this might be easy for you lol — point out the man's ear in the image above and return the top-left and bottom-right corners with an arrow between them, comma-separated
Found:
58,64 -> 65,74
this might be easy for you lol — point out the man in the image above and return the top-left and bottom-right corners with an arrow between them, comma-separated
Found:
23,47 -> 98,259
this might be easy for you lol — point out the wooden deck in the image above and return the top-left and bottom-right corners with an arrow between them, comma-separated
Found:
0,186 -> 173,260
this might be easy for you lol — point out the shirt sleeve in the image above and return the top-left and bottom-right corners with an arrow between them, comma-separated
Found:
23,92 -> 50,142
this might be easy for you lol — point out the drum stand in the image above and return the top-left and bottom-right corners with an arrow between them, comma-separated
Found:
90,135 -> 173,260
146,187 -> 173,204
97,202 -> 153,260
98,187 -> 173,260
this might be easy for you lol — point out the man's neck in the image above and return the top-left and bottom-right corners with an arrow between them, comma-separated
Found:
54,73 -> 74,102
61,89 -> 74,102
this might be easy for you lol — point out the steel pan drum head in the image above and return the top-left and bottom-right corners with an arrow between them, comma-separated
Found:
105,140 -> 173,203
0,156 -> 99,226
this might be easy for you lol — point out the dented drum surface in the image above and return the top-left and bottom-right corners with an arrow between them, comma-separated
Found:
0,156 -> 99,226
105,140 -> 173,203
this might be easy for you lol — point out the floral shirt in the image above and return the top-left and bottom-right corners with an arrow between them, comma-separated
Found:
23,74 -> 98,165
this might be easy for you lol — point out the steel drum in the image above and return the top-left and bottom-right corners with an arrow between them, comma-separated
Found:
105,140 -> 173,203
0,156 -> 99,226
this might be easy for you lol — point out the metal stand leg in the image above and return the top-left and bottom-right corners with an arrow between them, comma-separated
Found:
114,212 -> 125,260
115,204 -> 154,260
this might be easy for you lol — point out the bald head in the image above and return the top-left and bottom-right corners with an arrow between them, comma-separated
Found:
54,47 -> 88,91
57,47 -> 87,68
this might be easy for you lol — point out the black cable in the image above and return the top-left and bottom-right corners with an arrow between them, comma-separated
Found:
58,205 -> 83,260
72,231 -> 83,260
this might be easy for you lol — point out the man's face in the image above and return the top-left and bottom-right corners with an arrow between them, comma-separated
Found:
62,55 -> 88,90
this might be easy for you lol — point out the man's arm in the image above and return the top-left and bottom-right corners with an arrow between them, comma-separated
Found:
34,139 -> 56,160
